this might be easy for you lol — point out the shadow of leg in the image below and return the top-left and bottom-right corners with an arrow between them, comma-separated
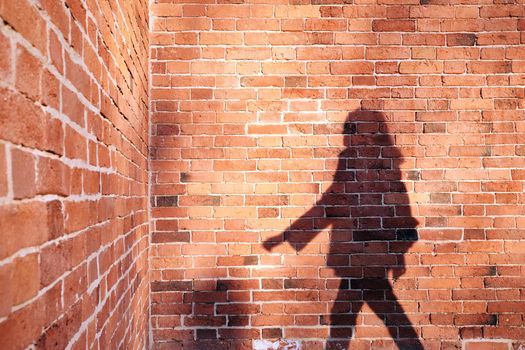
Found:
368,285 -> 425,350
324,279 -> 361,350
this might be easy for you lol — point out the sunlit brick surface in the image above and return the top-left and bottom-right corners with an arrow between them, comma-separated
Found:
150,1 -> 525,349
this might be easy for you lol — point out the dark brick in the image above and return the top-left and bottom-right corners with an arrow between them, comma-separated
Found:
242,256 -> 258,265
488,314 -> 498,326
152,232 -> 190,243
447,33 -> 477,46
216,279 -> 259,291
284,279 -> 320,289
396,229 -> 419,241
151,281 -> 192,292
262,328 -> 282,339
343,122 -> 357,135
157,124 -> 179,136
423,123 -> 446,133
339,279 -> 349,289
228,316 -> 250,327
196,329 -> 217,339
354,230 -> 396,241
156,196 -> 178,207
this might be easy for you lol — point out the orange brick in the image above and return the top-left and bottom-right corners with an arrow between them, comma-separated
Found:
330,61 -> 374,75
372,20 -> 415,32
0,144 -> 6,197
15,45 -> 42,100
11,148 -> 36,199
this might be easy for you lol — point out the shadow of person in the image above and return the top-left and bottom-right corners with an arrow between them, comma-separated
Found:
263,110 -> 425,350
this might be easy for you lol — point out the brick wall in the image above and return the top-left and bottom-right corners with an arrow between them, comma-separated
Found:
0,0 -> 150,348
1,1 -> 524,349
150,1 -> 525,350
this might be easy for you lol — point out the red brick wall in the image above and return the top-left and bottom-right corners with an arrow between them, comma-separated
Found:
150,1 -> 525,350
2,1 -> 525,349
0,0 -> 150,348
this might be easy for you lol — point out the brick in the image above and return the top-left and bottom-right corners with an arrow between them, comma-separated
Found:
447,33 -> 477,46
506,47 -> 525,59
151,281 -> 192,292
15,45 -> 42,100
61,86 -> 85,127
275,5 -> 320,19
0,0 -> 47,53
399,61 -> 443,73
330,62 -> 374,75
11,148 -> 36,199
156,47 -> 200,60
11,253 -> 40,306
238,19 -> 279,31
366,47 -> 410,59
64,57 -> 90,98
241,76 -> 284,88
410,6 -> 455,19
464,342 -> 511,350
0,202 -> 49,260
468,61 -> 511,74
226,47 -> 271,60
450,99 -> 493,110
41,70 -> 60,110
0,31 -> 11,81
305,19 -> 346,31
0,298 -> 45,349
36,157 -> 70,196
297,47 -> 341,60
372,20 -> 415,32
0,88 -> 46,149
0,145 -> 7,197
165,18 -> 210,31
200,32 -> 243,45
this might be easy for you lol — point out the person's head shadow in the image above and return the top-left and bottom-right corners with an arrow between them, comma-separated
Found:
263,109 -> 424,350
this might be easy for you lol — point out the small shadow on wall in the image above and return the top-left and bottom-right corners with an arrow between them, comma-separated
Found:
150,110 -> 424,350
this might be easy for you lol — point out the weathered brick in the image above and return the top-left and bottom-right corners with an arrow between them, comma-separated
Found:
372,20 -> 415,32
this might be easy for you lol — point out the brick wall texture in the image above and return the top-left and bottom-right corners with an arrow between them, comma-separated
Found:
149,1 -> 525,350
2,0 -> 525,349
0,0 -> 150,349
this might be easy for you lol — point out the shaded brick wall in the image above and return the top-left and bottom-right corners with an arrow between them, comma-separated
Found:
150,1 -> 525,349
0,0 -> 150,348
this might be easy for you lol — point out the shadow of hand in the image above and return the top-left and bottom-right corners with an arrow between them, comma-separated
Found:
263,234 -> 283,252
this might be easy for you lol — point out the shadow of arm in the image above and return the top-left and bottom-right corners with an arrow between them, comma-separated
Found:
263,201 -> 330,253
